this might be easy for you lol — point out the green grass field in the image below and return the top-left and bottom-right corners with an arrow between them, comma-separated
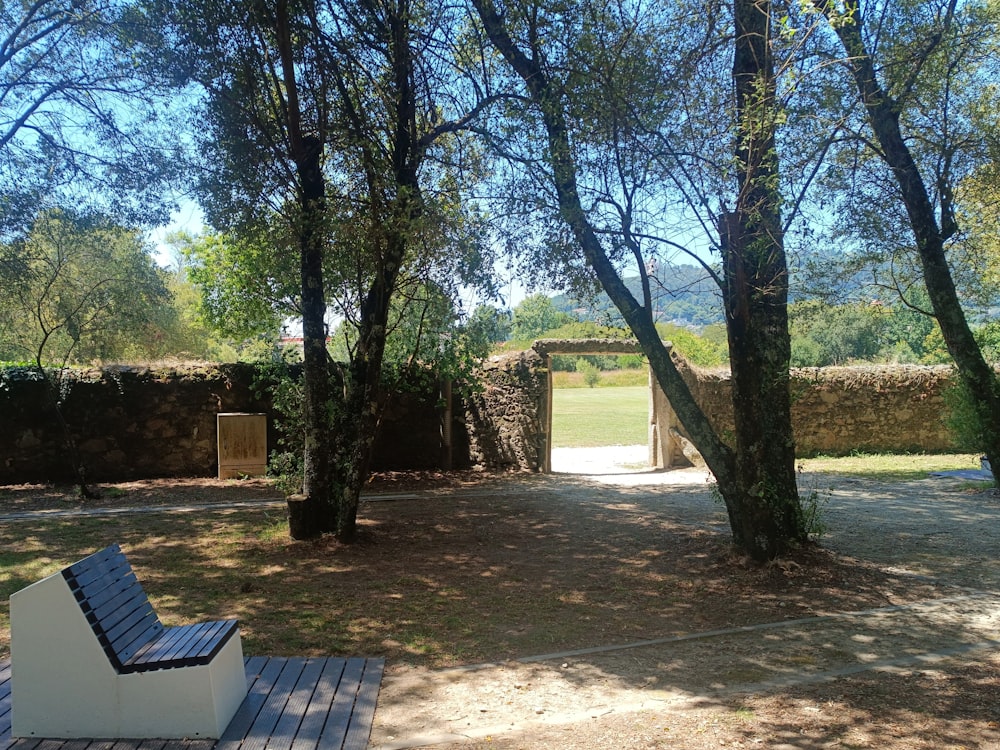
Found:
551,385 -> 648,447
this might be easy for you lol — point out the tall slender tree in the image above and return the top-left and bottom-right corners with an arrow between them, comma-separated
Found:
152,0 -> 499,540
815,0 -> 1000,482
472,0 -> 806,559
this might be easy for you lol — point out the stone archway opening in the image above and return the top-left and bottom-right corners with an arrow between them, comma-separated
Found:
530,338 -> 694,474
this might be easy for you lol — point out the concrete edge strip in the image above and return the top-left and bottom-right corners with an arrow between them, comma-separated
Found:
437,592 -> 1000,674
0,492 -> 431,522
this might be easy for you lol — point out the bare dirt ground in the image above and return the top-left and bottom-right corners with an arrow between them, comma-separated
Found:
370,449 -> 1000,750
3,447 -> 1000,749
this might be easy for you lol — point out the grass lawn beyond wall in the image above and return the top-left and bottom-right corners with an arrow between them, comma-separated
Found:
552,385 -> 648,448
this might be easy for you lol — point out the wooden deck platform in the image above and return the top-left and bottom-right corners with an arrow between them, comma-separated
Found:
0,656 -> 384,750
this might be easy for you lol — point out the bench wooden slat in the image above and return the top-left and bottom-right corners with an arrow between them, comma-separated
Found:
70,570 -> 142,613
124,620 -> 238,672
69,572 -> 157,646
125,621 -> 191,667
62,545 -> 166,670
63,544 -> 123,581
66,560 -> 148,620
97,602 -> 162,664
133,622 -> 211,666
169,621 -> 222,661
191,620 -> 236,660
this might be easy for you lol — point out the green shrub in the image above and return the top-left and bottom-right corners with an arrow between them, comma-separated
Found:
943,380 -> 988,452
575,358 -> 601,388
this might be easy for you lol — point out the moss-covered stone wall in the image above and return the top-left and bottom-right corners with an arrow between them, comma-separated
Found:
463,351 -> 549,471
0,363 -> 462,483
0,357 -> 968,484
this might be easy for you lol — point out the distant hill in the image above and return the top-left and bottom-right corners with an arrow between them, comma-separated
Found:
552,264 -> 725,329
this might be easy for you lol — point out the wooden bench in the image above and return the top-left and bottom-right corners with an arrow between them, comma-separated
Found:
10,544 -> 248,739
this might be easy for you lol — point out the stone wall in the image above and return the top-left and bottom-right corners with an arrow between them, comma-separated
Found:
463,351 -> 549,471
0,363 -> 464,483
1,364 -> 266,482
677,362 -> 961,455
0,356 -> 968,484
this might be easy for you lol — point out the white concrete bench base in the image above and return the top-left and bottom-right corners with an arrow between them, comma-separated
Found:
10,562 -> 247,739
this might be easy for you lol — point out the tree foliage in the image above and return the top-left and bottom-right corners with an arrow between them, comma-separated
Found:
0,210 -> 170,365
510,293 -> 572,342
0,0 -> 181,232
147,0 -> 501,540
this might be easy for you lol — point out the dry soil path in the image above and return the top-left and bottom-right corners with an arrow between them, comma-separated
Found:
369,446 -> 1000,749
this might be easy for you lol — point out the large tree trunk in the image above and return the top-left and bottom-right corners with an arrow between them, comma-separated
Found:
822,0 -> 1000,485
723,0 -> 804,557
272,0 -> 335,539
289,135 -> 335,540
473,0 -> 804,561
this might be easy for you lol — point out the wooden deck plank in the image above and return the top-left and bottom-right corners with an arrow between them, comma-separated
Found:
289,660 -> 346,750
237,659 -> 308,750
55,741 -> 93,750
264,658 -> 327,750
0,658 -> 382,750
338,659 -> 384,750
243,656 -> 269,689
314,658 -> 365,750
0,678 -> 10,718
217,657 -> 291,748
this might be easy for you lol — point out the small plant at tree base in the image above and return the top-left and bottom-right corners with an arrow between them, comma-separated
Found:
799,488 -> 829,540
797,467 -> 831,540
268,449 -> 304,497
